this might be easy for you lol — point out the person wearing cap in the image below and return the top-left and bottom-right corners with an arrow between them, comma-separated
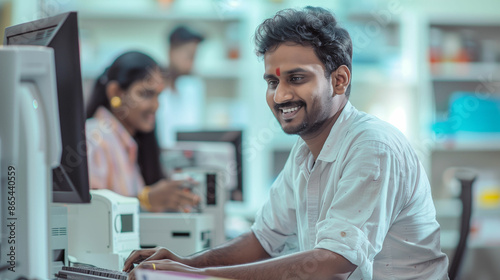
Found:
156,26 -> 206,148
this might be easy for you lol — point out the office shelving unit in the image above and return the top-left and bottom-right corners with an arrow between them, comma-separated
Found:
423,17 -> 500,197
78,9 -> 244,79
75,1 -> 250,129
419,15 -> 500,278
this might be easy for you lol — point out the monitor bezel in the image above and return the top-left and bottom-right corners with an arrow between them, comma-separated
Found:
5,12 -> 91,203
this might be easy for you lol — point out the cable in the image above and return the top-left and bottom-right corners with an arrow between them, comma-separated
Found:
449,170 -> 476,280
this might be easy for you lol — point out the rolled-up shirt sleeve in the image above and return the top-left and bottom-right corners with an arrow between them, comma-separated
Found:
251,159 -> 299,257
315,140 -> 409,278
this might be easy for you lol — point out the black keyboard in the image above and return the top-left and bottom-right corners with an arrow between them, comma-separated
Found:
55,266 -> 128,280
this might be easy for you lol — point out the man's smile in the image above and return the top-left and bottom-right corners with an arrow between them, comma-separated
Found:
279,105 -> 302,121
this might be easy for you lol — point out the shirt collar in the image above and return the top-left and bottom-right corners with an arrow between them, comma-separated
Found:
294,101 -> 357,165
94,107 -> 138,164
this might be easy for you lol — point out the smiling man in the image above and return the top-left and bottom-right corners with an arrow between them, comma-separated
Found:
124,7 -> 449,280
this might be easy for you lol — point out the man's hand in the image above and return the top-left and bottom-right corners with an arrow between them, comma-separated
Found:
123,247 -> 188,273
123,232 -> 271,279
129,259 -> 206,280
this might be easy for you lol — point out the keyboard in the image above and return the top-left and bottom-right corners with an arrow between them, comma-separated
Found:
55,266 -> 128,280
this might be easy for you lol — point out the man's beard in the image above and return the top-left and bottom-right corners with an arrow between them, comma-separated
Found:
279,112 -> 328,136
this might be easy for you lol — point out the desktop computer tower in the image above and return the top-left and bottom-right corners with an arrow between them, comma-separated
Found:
173,168 -> 227,246
0,46 -> 61,279
51,206 -> 69,275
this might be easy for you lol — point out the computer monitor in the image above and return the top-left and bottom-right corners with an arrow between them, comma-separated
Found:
4,12 -> 90,203
177,130 -> 243,201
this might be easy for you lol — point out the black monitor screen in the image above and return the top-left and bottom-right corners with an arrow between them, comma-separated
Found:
177,130 -> 243,201
4,12 -> 91,203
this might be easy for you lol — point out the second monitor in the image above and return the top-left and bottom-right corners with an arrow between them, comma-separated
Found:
176,130 -> 243,201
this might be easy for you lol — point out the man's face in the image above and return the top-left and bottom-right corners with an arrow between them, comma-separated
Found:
264,44 -> 337,136
169,41 -> 199,75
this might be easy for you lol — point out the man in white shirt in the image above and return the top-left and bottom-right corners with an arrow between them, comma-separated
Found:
156,26 -> 205,148
125,6 -> 449,279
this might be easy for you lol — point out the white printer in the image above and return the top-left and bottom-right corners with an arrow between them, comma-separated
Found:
140,213 -> 214,257
67,189 -> 140,270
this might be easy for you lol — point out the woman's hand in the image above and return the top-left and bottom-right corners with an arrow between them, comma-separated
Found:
147,179 -> 200,212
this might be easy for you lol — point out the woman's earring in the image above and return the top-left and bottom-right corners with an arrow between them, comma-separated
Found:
110,96 -> 122,108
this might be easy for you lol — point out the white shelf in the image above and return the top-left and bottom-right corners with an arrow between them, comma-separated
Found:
352,63 -> 412,85
78,8 -> 243,22
193,60 -> 241,79
433,141 -> 500,151
429,16 -> 500,27
435,199 -> 500,218
432,134 -> 500,151
82,59 -> 242,80
347,12 -> 401,24
431,62 -> 500,82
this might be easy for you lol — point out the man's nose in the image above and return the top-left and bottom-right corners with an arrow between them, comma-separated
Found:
274,83 -> 293,104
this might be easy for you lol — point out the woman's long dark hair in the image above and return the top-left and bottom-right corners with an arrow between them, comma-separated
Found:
86,51 -> 164,185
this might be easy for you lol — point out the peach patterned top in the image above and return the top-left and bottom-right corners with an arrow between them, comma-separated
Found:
85,107 -> 145,197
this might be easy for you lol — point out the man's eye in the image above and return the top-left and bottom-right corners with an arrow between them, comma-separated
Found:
267,80 -> 278,87
290,76 -> 303,82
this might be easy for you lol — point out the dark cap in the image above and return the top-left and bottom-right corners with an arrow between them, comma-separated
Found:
169,26 -> 205,47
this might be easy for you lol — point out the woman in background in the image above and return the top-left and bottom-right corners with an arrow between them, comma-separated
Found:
85,51 -> 199,212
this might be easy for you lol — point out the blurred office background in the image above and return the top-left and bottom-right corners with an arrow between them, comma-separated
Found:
2,0 -> 500,278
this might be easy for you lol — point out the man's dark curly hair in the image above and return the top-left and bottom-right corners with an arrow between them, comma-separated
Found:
255,6 -> 352,96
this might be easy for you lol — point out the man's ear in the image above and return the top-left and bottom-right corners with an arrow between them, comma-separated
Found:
105,81 -> 122,102
330,65 -> 351,96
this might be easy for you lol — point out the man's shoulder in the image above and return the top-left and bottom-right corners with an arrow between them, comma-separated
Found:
340,110 -> 417,166
347,111 -> 408,147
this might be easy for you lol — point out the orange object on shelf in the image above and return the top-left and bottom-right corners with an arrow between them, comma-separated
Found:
228,47 -> 239,60
429,48 -> 442,63
157,0 -> 175,9
455,49 -> 471,63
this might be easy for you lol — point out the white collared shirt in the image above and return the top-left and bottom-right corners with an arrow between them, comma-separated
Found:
251,102 -> 449,279
155,75 -> 205,148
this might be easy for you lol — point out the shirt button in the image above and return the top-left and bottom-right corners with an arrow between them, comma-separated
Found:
341,231 -> 346,237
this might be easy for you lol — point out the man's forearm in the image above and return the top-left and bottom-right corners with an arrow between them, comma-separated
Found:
187,231 -> 271,267
203,249 -> 356,280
